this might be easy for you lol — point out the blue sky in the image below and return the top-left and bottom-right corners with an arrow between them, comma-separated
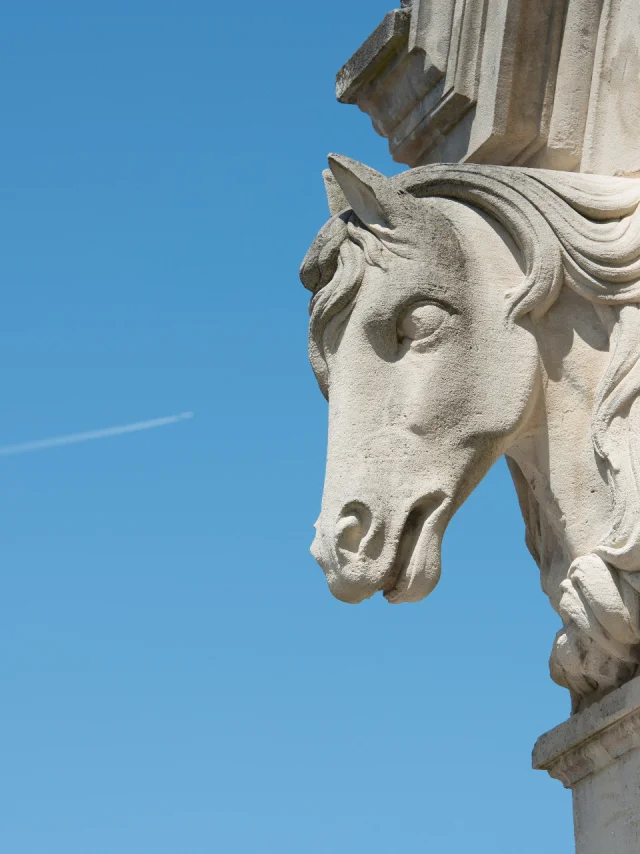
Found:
0,4 -> 573,852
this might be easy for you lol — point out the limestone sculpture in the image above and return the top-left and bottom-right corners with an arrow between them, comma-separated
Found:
302,155 -> 640,713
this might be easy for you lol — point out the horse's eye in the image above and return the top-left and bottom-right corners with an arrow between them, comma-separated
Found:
398,303 -> 450,343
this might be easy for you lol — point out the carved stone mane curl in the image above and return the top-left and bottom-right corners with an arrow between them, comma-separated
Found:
301,164 -> 640,704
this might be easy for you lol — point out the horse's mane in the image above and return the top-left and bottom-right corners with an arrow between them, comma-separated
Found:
301,166 -> 640,696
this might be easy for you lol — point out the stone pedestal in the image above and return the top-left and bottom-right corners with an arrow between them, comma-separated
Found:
533,676 -> 640,853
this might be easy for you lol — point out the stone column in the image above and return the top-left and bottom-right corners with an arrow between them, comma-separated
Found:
533,677 -> 640,853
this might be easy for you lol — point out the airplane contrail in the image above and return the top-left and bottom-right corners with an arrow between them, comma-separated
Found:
0,411 -> 194,456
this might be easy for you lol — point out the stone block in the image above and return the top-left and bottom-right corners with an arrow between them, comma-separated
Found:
336,0 -> 640,175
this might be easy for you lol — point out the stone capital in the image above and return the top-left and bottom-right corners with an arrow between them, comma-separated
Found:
533,676 -> 640,788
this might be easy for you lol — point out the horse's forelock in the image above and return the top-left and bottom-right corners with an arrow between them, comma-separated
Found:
300,213 -> 350,295
305,216 -> 379,398
301,197 -> 463,298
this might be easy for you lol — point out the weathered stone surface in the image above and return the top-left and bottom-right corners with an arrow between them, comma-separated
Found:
306,4 -> 640,850
336,1 -> 640,176
534,674 -> 640,852
301,156 -> 640,712
335,9 -> 410,107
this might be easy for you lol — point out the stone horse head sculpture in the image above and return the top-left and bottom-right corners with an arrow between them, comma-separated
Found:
301,155 -> 640,711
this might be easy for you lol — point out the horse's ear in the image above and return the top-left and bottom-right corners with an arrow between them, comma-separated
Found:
322,169 -> 348,216
327,154 -> 404,230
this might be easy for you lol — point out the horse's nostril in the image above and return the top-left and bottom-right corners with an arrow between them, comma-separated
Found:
336,514 -> 363,552
336,503 -> 372,554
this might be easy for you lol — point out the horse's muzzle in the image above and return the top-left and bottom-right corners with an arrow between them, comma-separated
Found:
311,492 -> 447,604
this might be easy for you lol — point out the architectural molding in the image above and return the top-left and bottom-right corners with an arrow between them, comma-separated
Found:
336,0 -> 640,175
533,676 -> 640,788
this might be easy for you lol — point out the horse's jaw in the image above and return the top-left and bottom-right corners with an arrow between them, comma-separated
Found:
504,285 -> 640,707
508,286 -> 614,567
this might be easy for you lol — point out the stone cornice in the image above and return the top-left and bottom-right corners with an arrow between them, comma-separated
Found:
336,9 -> 410,106
533,675 -> 640,789
336,1 -> 640,175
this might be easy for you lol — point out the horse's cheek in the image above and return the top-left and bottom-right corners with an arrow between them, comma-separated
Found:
399,349 -> 462,435
501,328 -> 540,430
469,320 -> 538,437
